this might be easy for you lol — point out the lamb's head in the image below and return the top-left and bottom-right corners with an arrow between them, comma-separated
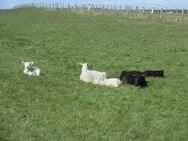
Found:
21,61 -> 33,69
79,63 -> 91,70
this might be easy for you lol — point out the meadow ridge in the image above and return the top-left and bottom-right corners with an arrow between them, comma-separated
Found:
0,8 -> 188,141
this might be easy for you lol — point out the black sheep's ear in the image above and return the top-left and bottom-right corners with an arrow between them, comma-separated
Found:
121,71 -> 126,74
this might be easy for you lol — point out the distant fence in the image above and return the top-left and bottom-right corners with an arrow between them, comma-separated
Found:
14,2 -> 188,21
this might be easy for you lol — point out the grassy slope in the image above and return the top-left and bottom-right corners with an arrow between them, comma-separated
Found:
0,8 -> 188,141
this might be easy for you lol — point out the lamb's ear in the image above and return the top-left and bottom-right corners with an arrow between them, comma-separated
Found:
21,61 -> 25,64
30,62 -> 34,65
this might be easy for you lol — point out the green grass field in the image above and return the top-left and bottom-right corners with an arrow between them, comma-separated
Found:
0,8 -> 188,141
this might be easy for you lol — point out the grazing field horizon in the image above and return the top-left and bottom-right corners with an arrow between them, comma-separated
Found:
0,8 -> 188,141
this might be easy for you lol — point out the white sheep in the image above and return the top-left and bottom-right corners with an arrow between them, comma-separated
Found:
21,61 -> 41,76
79,63 -> 107,83
93,78 -> 122,88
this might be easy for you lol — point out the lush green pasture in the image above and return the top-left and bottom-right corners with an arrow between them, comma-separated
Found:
0,8 -> 188,141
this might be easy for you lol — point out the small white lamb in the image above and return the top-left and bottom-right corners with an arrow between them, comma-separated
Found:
21,61 -> 41,76
93,78 -> 122,88
79,63 -> 107,83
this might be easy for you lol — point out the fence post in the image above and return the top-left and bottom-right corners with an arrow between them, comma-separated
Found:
182,9 -> 184,21
176,8 -> 178,14
151,8 -> 154,15
142,7 -> 145,17
160,8 -> 163,20
88,3 -> 91,11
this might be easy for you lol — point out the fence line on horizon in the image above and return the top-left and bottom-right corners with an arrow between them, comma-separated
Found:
14,2 -> 188,21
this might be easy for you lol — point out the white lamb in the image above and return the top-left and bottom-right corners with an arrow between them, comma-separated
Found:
79,63 -> 107,83
93,78 -> 122,88
21,61 -> 41,76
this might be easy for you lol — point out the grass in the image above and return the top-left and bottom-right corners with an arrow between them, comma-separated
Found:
0,8 -> 188,141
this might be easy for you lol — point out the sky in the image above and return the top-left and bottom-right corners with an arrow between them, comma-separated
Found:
0,0 -> 188,9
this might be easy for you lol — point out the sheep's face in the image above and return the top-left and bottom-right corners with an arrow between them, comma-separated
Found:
22,61 -> 33,69
83,63 -> 90,69
80,63 -> 90,70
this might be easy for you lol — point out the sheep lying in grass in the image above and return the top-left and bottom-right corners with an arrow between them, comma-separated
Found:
121,70 -> 164,77
143,70 -> 164,77
79,63 -> 107,83
21,61 -> 41,76
120,71 -> 146,86
93,78 -> 122,88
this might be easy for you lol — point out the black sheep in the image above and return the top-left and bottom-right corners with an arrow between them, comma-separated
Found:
143,70 -> 164,77
120,71 -> 146,86
122,70 -> 164,77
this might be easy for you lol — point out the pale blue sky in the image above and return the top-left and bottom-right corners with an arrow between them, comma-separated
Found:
0,0 -> 188,9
